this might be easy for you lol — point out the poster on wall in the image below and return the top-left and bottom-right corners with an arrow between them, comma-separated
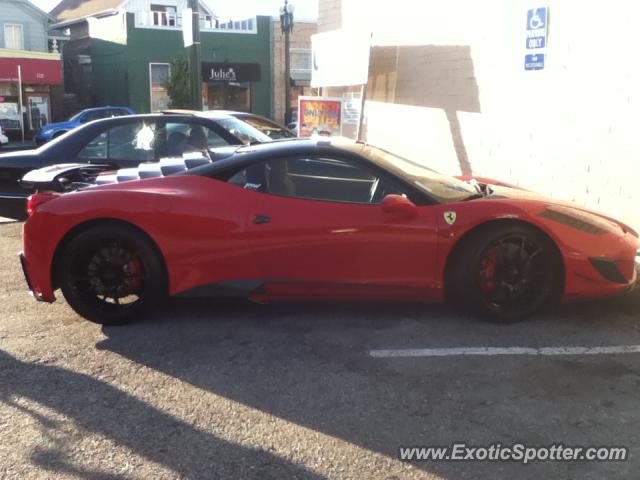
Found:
297,96 -> 342,137
341,92 -> 362,126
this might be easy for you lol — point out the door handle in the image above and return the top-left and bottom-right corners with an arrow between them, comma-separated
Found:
254,215 -> 271,224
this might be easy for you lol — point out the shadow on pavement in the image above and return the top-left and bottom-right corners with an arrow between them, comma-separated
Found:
0,349 -> 327,479
94,296 -> 640,479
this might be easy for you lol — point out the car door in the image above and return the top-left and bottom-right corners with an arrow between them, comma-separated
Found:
229,155 -> 440,300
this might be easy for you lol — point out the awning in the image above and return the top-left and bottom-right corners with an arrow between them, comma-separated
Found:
0,55 -> 63,85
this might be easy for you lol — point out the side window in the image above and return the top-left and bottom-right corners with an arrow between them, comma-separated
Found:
81,110 -> 110,123
156,122 -> 230,157
79,122 -> 156,162
108,122 -> 156,162
78,131 -> 108,160
228,157 -> 407,204
204,126 -> 230,148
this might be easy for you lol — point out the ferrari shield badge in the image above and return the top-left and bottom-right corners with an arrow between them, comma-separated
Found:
444,211 -> 457,225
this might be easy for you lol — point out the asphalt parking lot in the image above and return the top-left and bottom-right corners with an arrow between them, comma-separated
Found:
2,219 -> 640,479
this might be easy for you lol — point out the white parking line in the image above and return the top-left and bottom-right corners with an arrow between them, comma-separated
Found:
369,345 -> 640,358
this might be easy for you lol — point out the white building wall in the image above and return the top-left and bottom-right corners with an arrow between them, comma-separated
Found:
337,0 -> 640,229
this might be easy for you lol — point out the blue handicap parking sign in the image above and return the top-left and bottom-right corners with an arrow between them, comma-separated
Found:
526,7 -> 548,49
525,53 -> 545,70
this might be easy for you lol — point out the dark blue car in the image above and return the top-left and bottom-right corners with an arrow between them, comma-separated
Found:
34,106 -> 135,144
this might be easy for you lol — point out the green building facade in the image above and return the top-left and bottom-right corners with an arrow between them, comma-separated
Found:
82,13 -> 272,117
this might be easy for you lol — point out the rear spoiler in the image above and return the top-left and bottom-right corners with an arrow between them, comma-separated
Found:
20,163 -> 115,192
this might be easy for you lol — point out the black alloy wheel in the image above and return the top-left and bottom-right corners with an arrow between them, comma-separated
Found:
448,223 -> 562,321
59,225 -> 166,325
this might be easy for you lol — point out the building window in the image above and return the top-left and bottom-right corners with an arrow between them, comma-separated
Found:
150,63 -> 170,112
4,24 -> 24,50
151,5 -> 177,26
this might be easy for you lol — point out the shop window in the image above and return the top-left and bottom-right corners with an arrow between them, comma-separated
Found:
4,24 -> 24,50
27,96 -> 50,132
150,63 -> 170,112
205,82 -> 251,112
0,99 -> 21,131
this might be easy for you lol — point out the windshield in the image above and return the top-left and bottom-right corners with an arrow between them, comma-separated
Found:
236,115 -> 296,139
216,117 -> 272,144
67,110 -> 86,122
342,143 -> 477,203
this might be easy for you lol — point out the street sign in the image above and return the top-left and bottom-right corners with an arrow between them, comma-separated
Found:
182,8 -> 193,47
525,54 -> 545,70
526,7 -> 548,49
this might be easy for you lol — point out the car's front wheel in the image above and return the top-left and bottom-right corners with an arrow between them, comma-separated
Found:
59,224 -> 166,325
447,223 -> 562,321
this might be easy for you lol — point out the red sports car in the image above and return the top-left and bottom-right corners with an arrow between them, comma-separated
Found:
20,139 -> 640,324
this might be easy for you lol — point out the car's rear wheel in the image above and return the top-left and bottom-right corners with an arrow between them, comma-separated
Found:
447,223 -> 562,321
53,131 -> 66,139
59,225 -> 166,325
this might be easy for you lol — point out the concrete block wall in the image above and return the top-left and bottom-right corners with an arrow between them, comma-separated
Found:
334,0 -> 640,229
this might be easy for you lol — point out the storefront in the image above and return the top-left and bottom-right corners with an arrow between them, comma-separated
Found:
201,62 -> 261,112
0,52 -> 63,139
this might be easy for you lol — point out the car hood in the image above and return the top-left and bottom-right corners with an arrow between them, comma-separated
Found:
483,183 -> 638,237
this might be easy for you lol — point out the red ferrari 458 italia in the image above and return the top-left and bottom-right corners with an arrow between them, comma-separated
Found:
19,139 -> 640,324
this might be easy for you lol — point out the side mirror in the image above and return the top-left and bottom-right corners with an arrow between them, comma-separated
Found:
381,194 -> 418,218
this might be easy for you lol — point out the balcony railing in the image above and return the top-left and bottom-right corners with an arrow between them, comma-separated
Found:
134,11 -> 256,33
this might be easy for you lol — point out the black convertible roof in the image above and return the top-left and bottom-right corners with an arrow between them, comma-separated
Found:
186,138 -> 358,177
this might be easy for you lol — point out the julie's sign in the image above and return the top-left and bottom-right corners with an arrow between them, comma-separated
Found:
208,68 -> 237,81
201,63 -> 261,83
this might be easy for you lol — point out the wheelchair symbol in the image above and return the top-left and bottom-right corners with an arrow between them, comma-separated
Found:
528,8 -> 545,30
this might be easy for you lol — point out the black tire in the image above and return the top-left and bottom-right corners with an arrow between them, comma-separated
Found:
53,131 -> 66,139
59,224 -> 166,325
446,223 -> 562,322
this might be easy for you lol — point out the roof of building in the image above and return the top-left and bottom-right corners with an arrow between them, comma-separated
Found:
50,0 -> 124,24
50,0 -> 215,25
8,0 -> 54,21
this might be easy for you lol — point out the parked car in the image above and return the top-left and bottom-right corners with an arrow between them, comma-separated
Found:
20,138 -> 640,325
34,106 -> 136,144
0,111 -> 272,219
164,110 -> 296,140
230,112 -> 296,139
0,125 -> 8,147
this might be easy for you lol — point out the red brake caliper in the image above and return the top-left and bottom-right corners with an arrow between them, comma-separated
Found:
480,251 -> 497,294
127,257 -> 143,291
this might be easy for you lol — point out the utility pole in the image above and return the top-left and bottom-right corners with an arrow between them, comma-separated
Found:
280,0 -> 294,124
188,0 -> 202,110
